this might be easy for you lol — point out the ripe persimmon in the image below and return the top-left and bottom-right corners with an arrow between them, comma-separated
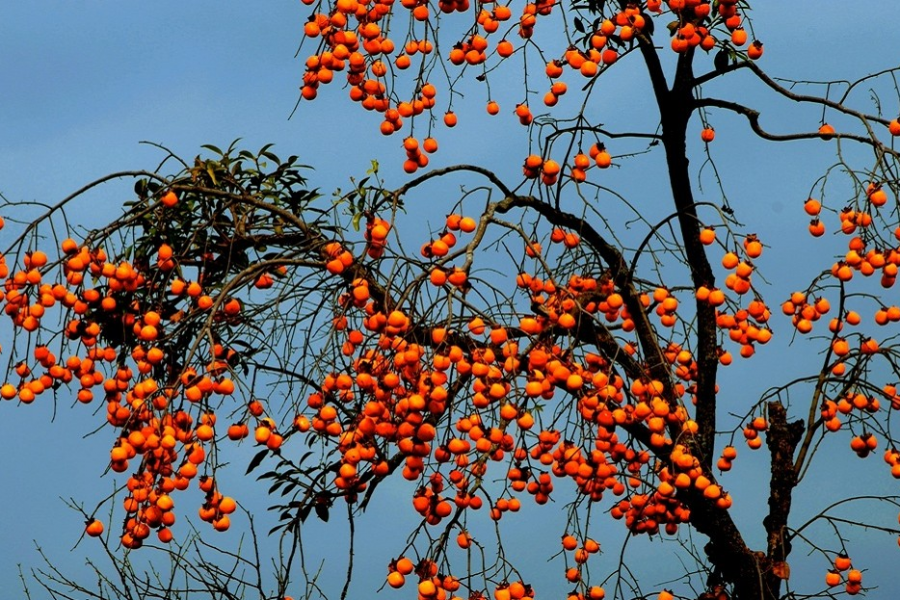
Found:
889,118 -> 900,136
212,515 -> 231,531
459,216 -> 477,233
587,586 -> 605,600
818,123 -> 836,140
804,198 -> 822,215
227,422 -> 249,440
387,571 -> 405,588
0,383 -> 17,400
161,191 -> 178,207
395,556 -> 414,575
417,579 -> 437,597
747,40 -> 764,59
834,553 -> 852,571
561,534 -> 578,550
594,147 -> 611,168
85,518 -> 104,537
808,219 -> 825,237
721,252 -> 739,269
867,183 -> 887,206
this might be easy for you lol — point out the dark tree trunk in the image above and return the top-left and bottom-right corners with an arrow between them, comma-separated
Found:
637,32 -> 806,600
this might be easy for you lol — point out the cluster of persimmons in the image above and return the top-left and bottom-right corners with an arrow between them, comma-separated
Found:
297,0 -> 761,174
5,0 -> 900,596
0,157 -> 896,598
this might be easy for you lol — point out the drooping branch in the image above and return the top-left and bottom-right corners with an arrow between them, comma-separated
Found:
495,193 -> 673,392
695,97 -> 897,150
393,164 -> 677,399
2,170 -> 166,255
744,60 -> 897,128
692,60 -> 751,88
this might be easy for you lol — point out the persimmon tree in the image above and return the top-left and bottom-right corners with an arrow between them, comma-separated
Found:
4,2 -> 900,600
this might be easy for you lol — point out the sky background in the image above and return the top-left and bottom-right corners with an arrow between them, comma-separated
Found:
2,2 -> 900,599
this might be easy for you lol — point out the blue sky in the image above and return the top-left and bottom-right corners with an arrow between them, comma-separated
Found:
3,2 -> 900,599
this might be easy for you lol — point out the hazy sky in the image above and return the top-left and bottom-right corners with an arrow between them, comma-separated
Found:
2,2 -> 900,599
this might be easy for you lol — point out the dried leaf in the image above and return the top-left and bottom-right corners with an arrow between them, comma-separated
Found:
772,561 -> 790,580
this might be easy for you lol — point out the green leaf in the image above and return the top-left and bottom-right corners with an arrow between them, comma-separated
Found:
315,501 -> 329,522
714,49 -> 730,71
260,146 -> 279,163
299,503 -> 313,523
246,449 -> 268,475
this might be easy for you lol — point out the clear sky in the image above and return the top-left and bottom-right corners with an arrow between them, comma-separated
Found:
2,2 -> 900,599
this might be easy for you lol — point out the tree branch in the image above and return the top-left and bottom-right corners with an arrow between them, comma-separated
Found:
762,401 -> 804,595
